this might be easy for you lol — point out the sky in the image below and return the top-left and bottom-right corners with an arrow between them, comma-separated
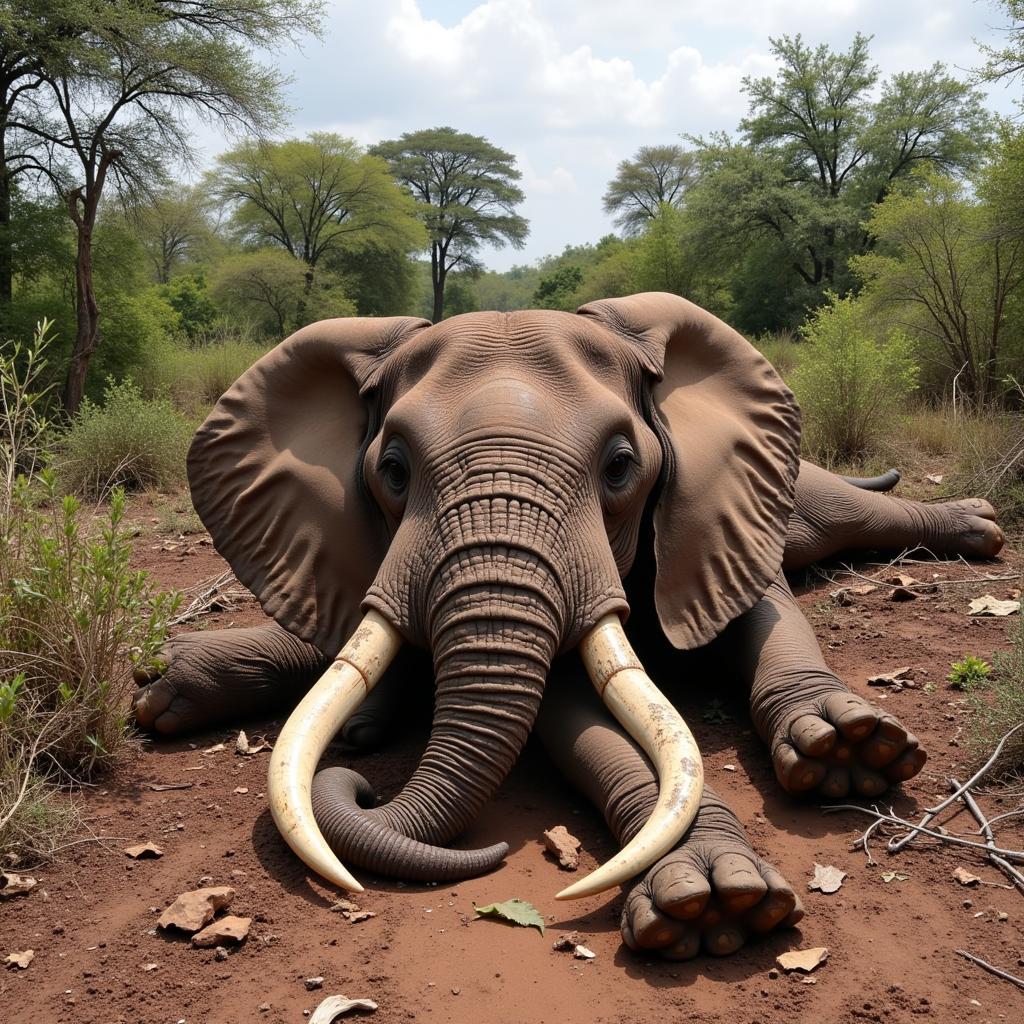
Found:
193,0 -> 1021,271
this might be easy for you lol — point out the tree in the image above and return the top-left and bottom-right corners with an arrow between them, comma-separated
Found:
15,0 -> 322,413
211,248 -> 352,337
852,173 -> 1024,404
372,127 -> 528,322
602,145 -> 698,235
126,186 -> 215,284
208,133 -> 424,294
532,265 -> 583,310
975,1 -> 1024,88
687,34 -> 991,327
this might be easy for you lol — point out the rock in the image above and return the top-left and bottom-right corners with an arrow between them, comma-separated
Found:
768,968 -> 779,980
347,911 -> 376,924
192,915 -> 251,948
925,474 -> 944,485
573,945 -> 596,960
998,911 -> 1009,921
866,667 -> 914,687
309,995 -> 378,1023
776,947 -> 829,973
305,976 -> 325,991
552,931 -> 585,952
952,867 -> 981,887
214,947 -> 229,961
543,825 -> 581,871
232,787 -> 249,795
124,842 -> 164,859
4,949 -> 34,970
157,886 -> 234,934
0,871 -> 37,898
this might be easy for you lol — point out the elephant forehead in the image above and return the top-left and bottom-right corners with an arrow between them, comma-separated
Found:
454,376 -> 555,434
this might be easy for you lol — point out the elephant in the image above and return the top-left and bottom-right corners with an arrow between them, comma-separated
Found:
133,292 -> 1005,959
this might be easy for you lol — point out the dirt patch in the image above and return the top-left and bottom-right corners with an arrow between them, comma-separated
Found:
1,492 -> 1022,1024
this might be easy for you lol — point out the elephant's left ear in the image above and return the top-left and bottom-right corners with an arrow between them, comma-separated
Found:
578,292 -> 801,650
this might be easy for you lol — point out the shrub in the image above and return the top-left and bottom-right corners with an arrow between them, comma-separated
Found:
948,655 -> 992,690
54,378 -> 193,497
967,618 -> 1024,778
0,324 -> 179,860
793,294 -> 918,463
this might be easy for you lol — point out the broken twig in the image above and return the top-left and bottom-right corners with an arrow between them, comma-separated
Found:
951,778 -> 1024,895
955,949 -> 1024,991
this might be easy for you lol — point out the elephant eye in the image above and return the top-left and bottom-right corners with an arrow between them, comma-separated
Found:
602,438 -> 636,491
379,443 -> 410,496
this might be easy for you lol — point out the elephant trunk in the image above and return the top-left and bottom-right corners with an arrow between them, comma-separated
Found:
310,543 -> 562,883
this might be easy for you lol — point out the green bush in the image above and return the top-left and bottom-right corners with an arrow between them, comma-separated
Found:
948,655 -> 992,690
54,377 -> 193,497
792,294 -> 918,463
1,323 -> 179,860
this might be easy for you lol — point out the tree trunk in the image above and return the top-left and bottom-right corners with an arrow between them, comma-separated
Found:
0,147 -> 13,322
431,242 -> 446,323
64,190 -> 100,414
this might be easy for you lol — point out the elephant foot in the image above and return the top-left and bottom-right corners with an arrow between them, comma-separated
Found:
768,688 -> 926,798
621,790 -> 802,959
132,625 -> 327,735
923,498 -> 1003,559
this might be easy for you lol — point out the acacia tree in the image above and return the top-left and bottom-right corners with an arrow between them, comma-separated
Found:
372,127 -> 528,322
976,0 -> 1024,88
207,133 -> 424,294
125,185 -> 214,284
686,34 -> 991,322
15,0 -> 322,413
602,144 -> 698,235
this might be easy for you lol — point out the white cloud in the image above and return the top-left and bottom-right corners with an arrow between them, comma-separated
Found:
182,0 -> 1020,270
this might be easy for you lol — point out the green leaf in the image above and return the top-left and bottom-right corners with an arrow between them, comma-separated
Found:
474,898 -> 545,935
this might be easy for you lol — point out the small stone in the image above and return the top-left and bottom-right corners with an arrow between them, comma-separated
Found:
998,911 -> 1009,921
214,947 -> 229,962
542,825 -> 581,871
962,899 -> 973,909
451,987 -> 461,995
192,915 -> 252,948
768,968 -> 779,979
124,843 -> 163,860
4,950 -> 34,970
142,963 -> 158,972
157,887 -> 235,934
776,947 -> 829,973
573,945 -> 596,960
305,976 -> 325,991
259,1003 -> 271,1012
0,871 -> 37,898
232,787 -> 249,795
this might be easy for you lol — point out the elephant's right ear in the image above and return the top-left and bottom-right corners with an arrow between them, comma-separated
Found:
187,316 -> 429,656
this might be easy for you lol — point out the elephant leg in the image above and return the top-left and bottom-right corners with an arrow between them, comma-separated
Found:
133,623 -> 329,735
536,679 -> 802,959
783,460 -> 1004,570
724,572 -> 927,798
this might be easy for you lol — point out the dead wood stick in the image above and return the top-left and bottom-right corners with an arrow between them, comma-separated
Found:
824,804 -> 1024,862
955,949 -> 1024,991
951,778 -> 1024,895
889,723 -> 1024,853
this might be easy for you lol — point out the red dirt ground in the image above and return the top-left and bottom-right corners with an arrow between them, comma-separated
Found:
2,491 -> 1023,1024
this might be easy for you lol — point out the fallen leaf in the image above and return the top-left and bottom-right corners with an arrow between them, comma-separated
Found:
968,595 -> 1020,617
542,825 -> 581,871
235,731 -> 272,755
0,871 -> 37,898
808,863 -> 846,894
953,867 -> 981,887
866,666 -> 914,687
347,911 -> 376,925
881,871 -> 910,883
309,995 -> 378,1023
4,949 -> 33,970
202,742 -> 226,754
124,843 -> 163,859
474,898 -> 546,935
776,947 -> 828,973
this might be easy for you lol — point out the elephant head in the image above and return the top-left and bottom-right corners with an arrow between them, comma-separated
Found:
187,293 -> 800,898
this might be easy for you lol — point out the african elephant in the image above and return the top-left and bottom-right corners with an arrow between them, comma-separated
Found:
134,293 -> 1004,959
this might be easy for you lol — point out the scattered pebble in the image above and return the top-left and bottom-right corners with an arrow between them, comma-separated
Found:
542,825 -> 581,871
305,976 -> 325,991
192,916 -> 252,948
157,887 -> 235,934
124,842 -> 164,860
4,950 -> 34,970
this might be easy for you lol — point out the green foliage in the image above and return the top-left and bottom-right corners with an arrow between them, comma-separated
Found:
209,133 -> 425,280
0,322 -> 179,858
55,378 -> 192,497
474,898 -> 545,935
211,248 -> 355,337
948,655 -> 992,690
966,617 -> 1024,777
853,172 -> 1024,405
792,294 -> 918,462
975,1 -> 1024,89
161,272 -> 219,343
532,265 -> 583,310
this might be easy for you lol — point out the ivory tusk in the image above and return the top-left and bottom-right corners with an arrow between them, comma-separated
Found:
267,610 -> 402,892
556,614 -> 703,900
